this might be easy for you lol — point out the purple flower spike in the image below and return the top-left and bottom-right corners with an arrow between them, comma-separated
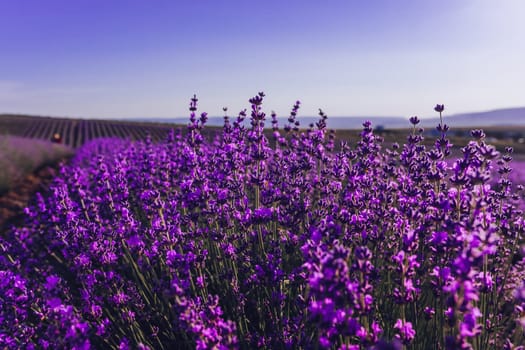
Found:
459,307 -> 482,338
470,129 -> 486,140
434,104 -> 445,113
409,116 -> 420,125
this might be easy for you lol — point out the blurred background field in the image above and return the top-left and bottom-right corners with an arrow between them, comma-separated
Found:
0,114 -> 175,148
0,134 -> 72,194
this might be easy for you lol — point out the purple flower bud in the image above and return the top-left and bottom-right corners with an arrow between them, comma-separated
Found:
434,104 -> 445,113
470,129 -> 486,140
424,307 -> 435,320
459,308 -> 482,338
409,116 -> 420,125
394,319 -> 416,344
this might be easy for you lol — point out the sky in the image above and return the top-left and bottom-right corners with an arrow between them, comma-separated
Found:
0,0 -> 524,120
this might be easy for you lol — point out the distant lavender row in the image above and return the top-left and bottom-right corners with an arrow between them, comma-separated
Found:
0,135 -> 72,194
0,115 -> 174,148
1,95 -> 524,349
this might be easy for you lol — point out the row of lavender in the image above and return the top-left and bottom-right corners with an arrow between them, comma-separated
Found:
1,95 -> 524,349
1,115 -> 171,148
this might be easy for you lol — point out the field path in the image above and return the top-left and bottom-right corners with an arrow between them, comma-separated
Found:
0,161 -> 63,233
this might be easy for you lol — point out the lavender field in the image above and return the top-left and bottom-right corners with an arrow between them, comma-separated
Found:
1,95 -> 524,349
0,115 -> 175,148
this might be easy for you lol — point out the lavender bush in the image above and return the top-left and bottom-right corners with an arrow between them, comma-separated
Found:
1,95 -> 524,349
0,135 -> 72,194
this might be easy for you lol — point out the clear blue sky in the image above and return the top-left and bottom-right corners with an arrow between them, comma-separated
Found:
1,0 -> 524,119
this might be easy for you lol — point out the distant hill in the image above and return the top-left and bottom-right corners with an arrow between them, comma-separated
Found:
420,107 -> 525,128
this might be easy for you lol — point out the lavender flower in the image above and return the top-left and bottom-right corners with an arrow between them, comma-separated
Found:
1,97 -> 524,349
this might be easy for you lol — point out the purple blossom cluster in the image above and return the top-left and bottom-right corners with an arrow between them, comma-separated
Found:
1,95 -> 524,349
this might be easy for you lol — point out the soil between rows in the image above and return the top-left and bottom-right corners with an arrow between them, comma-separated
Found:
0,161 -> 65,234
